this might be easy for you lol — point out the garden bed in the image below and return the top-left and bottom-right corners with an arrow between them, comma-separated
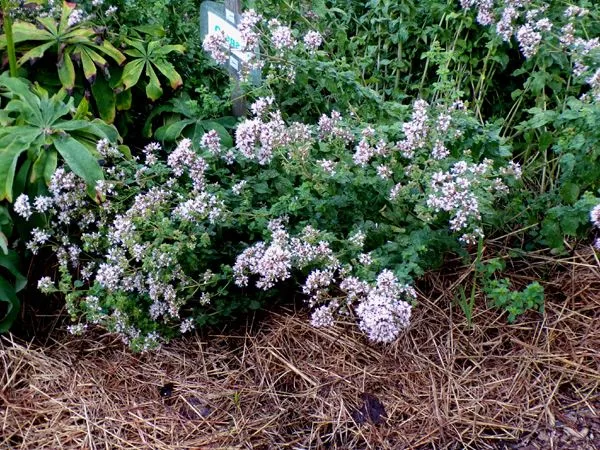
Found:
2,247 -> 598,449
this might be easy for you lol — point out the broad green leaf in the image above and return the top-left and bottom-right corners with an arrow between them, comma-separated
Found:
0,75 -> 42,120
74,96 -> 90,119
91,75 -> 116,123
124,38 -> 147,56
132,24 -> 165,37
3,21 -> 53,44
79,48 -> 98,82
13,159 -> 32,201
0,251 -> 27,292
0,132 -> 39,202
120,59 -> 145,91
202,121 -> 233,148
53,135 -> 104,197
16,41 -> 55,65
116,89 -> 132,111
59,1 -> 76,33
155,119 -> 195,142
150,44 -> 185,57
0,233 -> 8,256
96,40 -> 126,65
43,149 -> 58,185
57,53 -> 76,91
145,64 -> 163,101
81,47 -> 108,68
31,149 -> 57,184
152,59 -> 183,90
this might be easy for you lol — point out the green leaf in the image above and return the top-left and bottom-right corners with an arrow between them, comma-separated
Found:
79,48 -> 98,82
0,251 -> 26,292
150,44 -> 185,57
16,41 -> 56,66
155,119 -> 195,142
91,75 -> 116,123
202,121 -> 233,148
53,135 -> 104,198
0,277 -> 20,333
145,64 -> 163,101
115,89 -> 132,111
152,59 -> 183,90
30,149 -> 58,185
0,133 -> 37,202
57,53 -> 76,91
559,182 -> 580,205
119,59 -> 145,91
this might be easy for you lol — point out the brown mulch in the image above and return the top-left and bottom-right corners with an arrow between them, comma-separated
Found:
1,246 -> 599,449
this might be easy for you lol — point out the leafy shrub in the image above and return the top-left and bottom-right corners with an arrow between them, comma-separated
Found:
0,74 -> 123,200
16,94 -> 521,349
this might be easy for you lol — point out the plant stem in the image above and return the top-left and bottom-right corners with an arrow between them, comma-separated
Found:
1,0 -> 17,77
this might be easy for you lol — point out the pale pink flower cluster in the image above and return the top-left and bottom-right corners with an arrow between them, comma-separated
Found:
235,98 -> 313,165
396,99 -> 430,159
461,1 -> 599,96
233,220 -> 338,290
200,130 -> 222,155
355,270 -> 414,343
268,19 -> 297,51
167,138 -> 208,191
239,10 -> 262,51
202,31 -> 229,65
303,267 -> 414,343
22,140 -> 231,347
317,111 -> 354,143
303,31 -> 323,53
425,158 -> 513,241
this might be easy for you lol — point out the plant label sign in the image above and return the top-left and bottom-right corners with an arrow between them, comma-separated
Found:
199,1 -> 252,78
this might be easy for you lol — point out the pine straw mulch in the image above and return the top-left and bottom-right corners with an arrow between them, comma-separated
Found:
1,245 -> 599,449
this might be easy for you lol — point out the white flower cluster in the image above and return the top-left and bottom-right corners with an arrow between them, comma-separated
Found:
460,1 -> 600,98
425,159 -> 507,243
234,220 -> 338,290
202,9 -> 325,82
202,30 -> 229,65
303,31 -> 323,53
22,140 -> 227,349
304,267 -> 414,343
235,98 -> 313,165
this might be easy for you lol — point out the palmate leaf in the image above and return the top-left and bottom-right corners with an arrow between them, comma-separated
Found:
0,2 -> 126,94
30,148 -> 58,185
118,39 -> 184,99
